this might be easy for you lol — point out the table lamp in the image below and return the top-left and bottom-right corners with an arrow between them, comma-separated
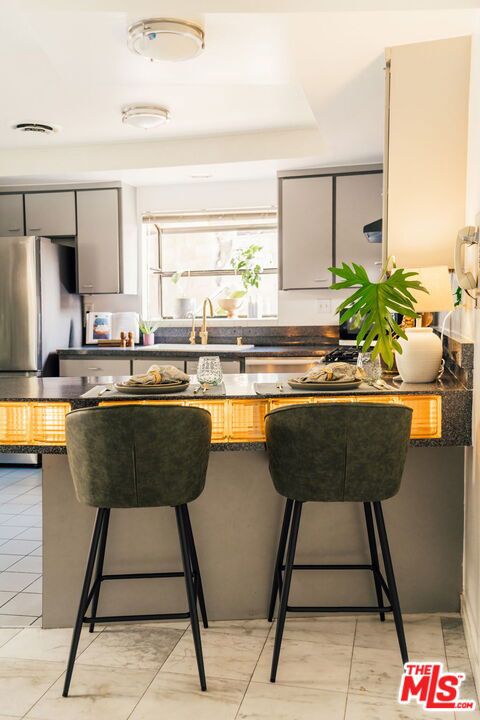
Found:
395,266 -> 454,383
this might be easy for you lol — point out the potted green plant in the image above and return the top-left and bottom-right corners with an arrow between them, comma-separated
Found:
230,244 -> 263,318
139,318 -> 159,346
329,260 -> 428,369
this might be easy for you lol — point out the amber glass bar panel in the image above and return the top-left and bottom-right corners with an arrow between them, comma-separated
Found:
0,395 -> 441,447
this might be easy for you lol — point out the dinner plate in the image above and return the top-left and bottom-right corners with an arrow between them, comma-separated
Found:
287,379 -> 362,391
114,381 -> 190,395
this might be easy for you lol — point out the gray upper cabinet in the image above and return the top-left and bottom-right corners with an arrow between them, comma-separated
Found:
25,191 -> 76,237
76,189 -> 120,294
280,176 -> 333,290
335,172 -> 383,280
0,194 -> 24,235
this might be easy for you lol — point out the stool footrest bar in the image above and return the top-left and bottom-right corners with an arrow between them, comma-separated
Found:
101,572 -> 184,581
83,612 -> 190,624
281,563 -> 373,571
286,605 -> 393,613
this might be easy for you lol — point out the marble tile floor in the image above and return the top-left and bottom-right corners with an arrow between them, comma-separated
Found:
0,468 -> 476,718
0,613 -> 475,719
0,468 -> 42,629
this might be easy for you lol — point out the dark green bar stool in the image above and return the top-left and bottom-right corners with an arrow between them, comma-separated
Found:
265,402 -> 413,682
62,404 -> 212,696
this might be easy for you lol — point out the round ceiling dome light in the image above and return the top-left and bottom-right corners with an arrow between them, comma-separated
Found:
122,105 -> 169,129
14,122 -> 57,134
128,18 -> 204,62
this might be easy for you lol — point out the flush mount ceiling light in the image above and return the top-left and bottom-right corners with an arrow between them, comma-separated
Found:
13,122 -> 57,135
128,18 -> 205,61
122,105 -> 169,129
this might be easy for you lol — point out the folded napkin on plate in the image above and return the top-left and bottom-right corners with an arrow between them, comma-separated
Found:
123,364 -> 190,386
294,361 -> 365,383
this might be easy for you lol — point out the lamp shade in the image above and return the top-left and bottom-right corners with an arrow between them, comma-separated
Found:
405,265 -> 454,312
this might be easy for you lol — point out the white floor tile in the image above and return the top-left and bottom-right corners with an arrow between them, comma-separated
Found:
0,556 -> 19,571
237,680 -> 346,720
24,577 -> 41,593
0,627 -> 22,648
0,627 -> 97,663
27,664 -> 156,720
6,556 -> 42,573
271,616 -> 356,647
0,527 -> 28,540
345,692 -> 455,719
131,671 -> 247,720
0,540 -> 41,556
252,636 -> 352,693
0,573 -> 40,592
0,592 -> 16,608
203,619 -> 271,638
0,615 -> 38,628
1,516 -> 40,528
355,614 -> 445,655
15,528 -> 42,542
77,623 -> 184,670
0,657 -> 64,716
0,593 -> 41,617
162,628 -> 266,682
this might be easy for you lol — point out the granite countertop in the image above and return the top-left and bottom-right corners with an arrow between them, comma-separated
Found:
57,344 -> 333,359
0,371 -> 471,453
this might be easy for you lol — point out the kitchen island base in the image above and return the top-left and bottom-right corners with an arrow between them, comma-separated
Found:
42,446 -> 464,628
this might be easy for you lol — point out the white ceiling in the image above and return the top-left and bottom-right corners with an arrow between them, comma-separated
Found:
0,1 -> 477,184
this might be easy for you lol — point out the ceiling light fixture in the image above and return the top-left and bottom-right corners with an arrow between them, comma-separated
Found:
128,18 -> 205,62
122,105 -> 169,129
13,122 -> 57,135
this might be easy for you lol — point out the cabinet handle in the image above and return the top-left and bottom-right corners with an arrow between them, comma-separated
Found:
28,228 -> 41,232
314,279 -> 328,283
87,367 -> 102,371
81,284 -> 94,288
7,228 -> 21,233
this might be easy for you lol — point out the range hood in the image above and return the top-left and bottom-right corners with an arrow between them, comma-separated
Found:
363,218 -> 382,243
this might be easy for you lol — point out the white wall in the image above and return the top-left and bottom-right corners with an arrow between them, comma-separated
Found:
459,26 -> 480,692
91,177 -> 347,325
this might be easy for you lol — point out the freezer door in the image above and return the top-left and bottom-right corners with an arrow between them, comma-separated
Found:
0,236 -> 38,371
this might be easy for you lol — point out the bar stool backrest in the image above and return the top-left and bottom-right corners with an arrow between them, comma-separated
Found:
265,403 -> 412,502
65,404 -> 212,508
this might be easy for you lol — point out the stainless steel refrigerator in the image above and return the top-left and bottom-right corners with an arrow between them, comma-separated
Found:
0,236 -> 82,463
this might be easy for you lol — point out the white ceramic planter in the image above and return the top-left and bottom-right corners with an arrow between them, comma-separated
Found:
395,327 -> 442,383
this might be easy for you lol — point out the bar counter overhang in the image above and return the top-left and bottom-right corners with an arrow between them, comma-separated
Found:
0,373 -> 471,627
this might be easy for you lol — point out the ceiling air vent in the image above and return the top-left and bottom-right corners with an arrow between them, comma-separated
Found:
14,123 -> 56,134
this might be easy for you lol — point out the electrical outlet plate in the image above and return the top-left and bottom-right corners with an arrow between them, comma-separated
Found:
317,299 -> 331,314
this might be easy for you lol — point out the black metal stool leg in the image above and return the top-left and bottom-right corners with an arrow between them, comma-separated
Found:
63,508 -> 105,697
176,505 -> 207,691
182,505 -> 208,629
268,498 -> 293,622
364,502 -> 385,622
89,508 -> 110,633
270,500 -> 302,683
373,502 -> 408,664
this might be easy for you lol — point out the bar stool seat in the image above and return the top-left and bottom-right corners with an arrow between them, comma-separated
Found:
62,404 -> 212,695
264,402 -> 413,682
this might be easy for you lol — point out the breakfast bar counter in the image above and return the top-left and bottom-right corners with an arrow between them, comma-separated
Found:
0,373 -> 470,626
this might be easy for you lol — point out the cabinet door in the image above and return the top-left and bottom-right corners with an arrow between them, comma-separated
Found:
76,189 -> 120,294
25,191 -> 76,236
280,176 -> 333,289
335,173 -> 383,280
59,358 -> 131,377
0,194 -> 24,235
132,359 -> 186,373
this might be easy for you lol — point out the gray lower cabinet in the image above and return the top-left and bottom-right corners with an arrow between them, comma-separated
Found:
59,358 -> 131,378
25,191 -> 76,237
280,176 -> 333,290
335,172 -> 383,279
0,194 -> 24,235
132,359 -> 186,373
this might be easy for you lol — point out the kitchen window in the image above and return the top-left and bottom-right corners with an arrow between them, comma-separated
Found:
144,208 -> 278,319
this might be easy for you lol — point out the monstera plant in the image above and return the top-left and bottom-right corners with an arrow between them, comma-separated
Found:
329,260 -> 428,368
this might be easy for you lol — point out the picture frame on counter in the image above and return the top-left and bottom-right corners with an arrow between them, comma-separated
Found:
85,311 -> 140,344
